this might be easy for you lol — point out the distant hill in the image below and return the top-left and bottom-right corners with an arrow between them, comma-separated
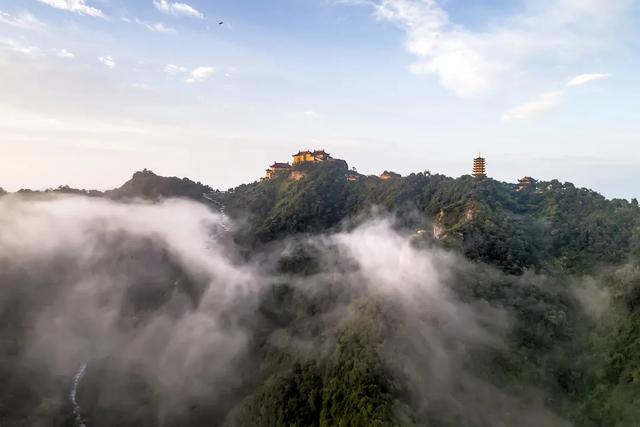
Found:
0,170 -> 213,201
105,169 -> 214,201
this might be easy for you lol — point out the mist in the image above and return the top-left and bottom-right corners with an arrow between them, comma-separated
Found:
0,195 -> 263,424
0,195 -> 574,426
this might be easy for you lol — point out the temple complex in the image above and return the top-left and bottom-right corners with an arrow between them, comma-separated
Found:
264,149 -> 333,180
264,151 -> 497,182
292,149 -> 332,165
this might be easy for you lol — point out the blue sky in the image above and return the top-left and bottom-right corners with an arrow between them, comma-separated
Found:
0,0 -> 639,198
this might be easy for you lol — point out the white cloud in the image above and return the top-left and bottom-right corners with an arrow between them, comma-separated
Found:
1,40 -> 74,60
0,39 -> 41,56
501,92 -> 562,121
185,66 -> 216,83
501,71 -> 612,120
164,64 -> 215,83
164,63 -> 188,75
52,48 -> 75,59
567,73 -> 611,87
354,0 -> 631,97
98,55 -> 115,69
0,10 -> 47,30
146,22 -> 176,33
135,18 -> 176,33
153,0 -> 204,19
37,0 -> 105,18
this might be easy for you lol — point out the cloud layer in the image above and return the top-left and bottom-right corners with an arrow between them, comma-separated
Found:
359,0 -> 631,97
0,195 -> 257,413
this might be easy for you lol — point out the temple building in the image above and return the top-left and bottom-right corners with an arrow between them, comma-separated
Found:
312,149 -> 331,162
516,176 -> 537,192
380,170 -> 401,180
292,149 -> 332,165
265,162 -> 291,179
292,150 -> 314,164
264,149 -> 335,180
473,155 -> 486,178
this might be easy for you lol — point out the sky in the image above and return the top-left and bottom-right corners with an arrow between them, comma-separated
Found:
0,0 -> 638,198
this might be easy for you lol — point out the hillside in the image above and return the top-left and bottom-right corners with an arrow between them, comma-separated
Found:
224,161 -> 640,275
105,169 -> 214,201
0,163 -> 639,426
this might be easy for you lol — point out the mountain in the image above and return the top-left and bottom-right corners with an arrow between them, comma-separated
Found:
106,169 -> 214,201
0,162 -> 639,427
225,161 -> 639,275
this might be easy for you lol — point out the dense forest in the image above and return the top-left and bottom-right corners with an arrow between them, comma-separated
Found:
1,161 -> 639,426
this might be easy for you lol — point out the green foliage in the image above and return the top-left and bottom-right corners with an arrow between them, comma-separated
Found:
228,298 -> 407,427
228,362 -> 323,427
320,300 -> 400,427
576,265 -> 640,426
227,164 -> 640,275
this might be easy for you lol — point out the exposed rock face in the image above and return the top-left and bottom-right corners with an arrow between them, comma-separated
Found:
433,223 -> 446,241
465,205 -> 477,222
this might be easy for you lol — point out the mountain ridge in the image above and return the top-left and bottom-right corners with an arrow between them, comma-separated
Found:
3,162 -> 638,276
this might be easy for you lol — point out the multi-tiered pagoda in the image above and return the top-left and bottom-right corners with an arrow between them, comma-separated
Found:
473,155 -> 486,178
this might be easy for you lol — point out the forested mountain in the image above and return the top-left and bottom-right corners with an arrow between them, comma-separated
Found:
0,162 -> 639,426
226,161 -> 639,275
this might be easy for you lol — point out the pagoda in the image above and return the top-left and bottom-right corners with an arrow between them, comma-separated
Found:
473,155 -> 486,178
